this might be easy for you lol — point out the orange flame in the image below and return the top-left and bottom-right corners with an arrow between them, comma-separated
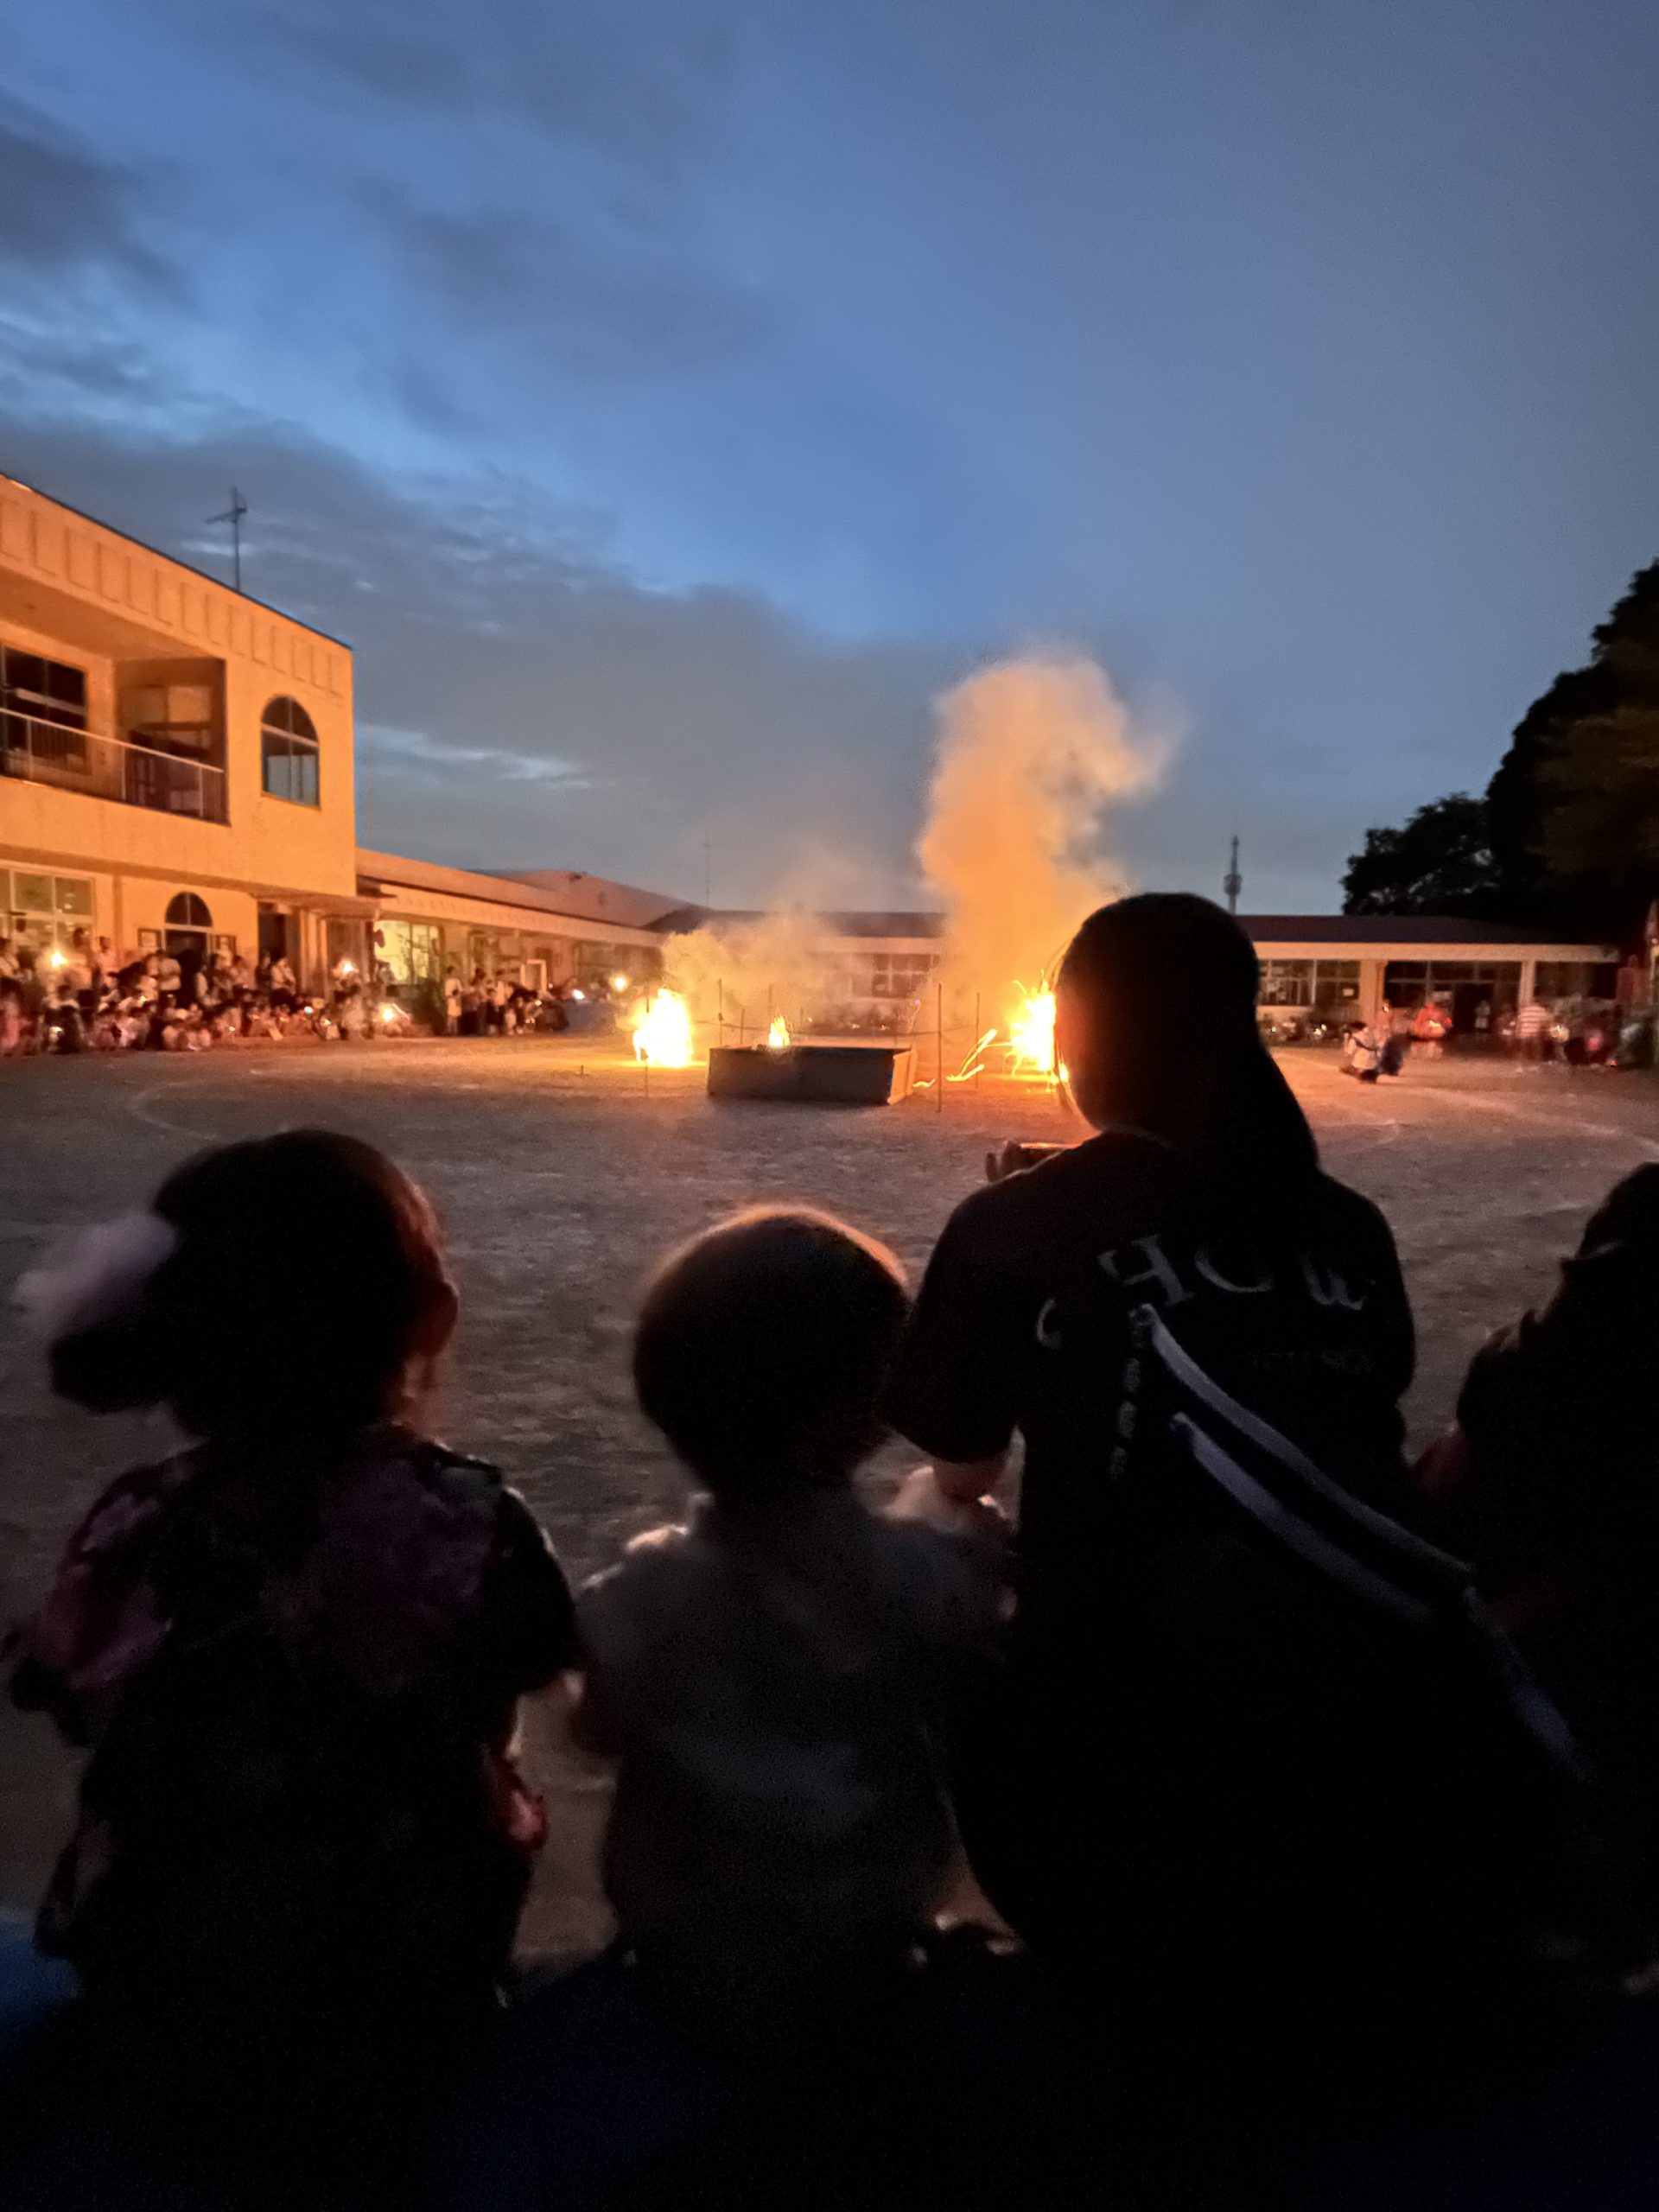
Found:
766,1014 -> 791,1051
632,988 -> 694,1067
1007,987 -> 1057,1076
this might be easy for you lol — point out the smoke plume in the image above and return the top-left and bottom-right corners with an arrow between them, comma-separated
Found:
917,656 -> 1161,1015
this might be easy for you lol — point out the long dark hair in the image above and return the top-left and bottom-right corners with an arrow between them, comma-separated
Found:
51,1129 -> 453,1438
1058,893 -> 1319,1189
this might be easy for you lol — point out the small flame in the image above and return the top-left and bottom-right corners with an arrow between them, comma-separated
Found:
1007,988 -> 1057,1076
378,1002 -> 397,1027
633,988 -> 694,1067
611,972 -> 630,992
766,1014 -> 791,1051
48,948 -> 68,970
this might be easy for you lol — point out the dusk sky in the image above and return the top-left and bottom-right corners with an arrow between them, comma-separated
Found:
4,0 -> 1656,909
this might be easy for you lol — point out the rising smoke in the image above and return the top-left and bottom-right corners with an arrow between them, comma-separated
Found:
916,655 -> 1162,1018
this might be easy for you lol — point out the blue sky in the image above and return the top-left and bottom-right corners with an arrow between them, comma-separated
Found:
3,0 -> 1656,906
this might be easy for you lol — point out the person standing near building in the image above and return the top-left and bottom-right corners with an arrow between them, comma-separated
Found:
442,966 -> 463,1038
1516,997 -> 1552,1066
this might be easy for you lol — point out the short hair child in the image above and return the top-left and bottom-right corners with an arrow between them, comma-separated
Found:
8,1131 -> 575,2161
632,1205 -> 912,1501
578,1206 -> 1001,2037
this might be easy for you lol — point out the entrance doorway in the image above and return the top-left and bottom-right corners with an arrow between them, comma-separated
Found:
164,891 -> 212,988
257,906 -> 291,963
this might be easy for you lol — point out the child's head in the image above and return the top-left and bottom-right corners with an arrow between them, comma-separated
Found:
37,1130 -> 456,1440
632,1207 -> 909,1503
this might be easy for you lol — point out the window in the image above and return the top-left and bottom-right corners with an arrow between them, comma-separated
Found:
2,645 -> 87,730
869,951 -> 937,1000
1313,959 -> 1361,1004
3,645 -> 89,775
3,868 -> 93,950
260,695 -> 320,805
1259,960 -> 1314,1007
378,919 -> 442,985
166,893 -> 213,931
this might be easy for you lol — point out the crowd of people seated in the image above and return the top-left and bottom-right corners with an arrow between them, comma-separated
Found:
4,893 -> 1659,2210
0,931 -> 596,1056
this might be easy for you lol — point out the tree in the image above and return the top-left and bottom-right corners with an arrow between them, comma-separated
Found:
1349,560 -> 1659,934
1342,793 -> 1500,917
1485,559 -> 1659,935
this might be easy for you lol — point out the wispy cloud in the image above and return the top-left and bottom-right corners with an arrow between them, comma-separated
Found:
0,92 -> 181,297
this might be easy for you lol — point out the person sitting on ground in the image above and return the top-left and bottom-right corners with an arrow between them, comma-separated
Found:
574,1206 -> 1002,2046
3,1130 -> 576,2175
1418,1163 -> 1659,1904
887,895 -> 1450,2082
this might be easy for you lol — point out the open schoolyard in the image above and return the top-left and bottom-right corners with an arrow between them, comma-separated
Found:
3,1037 -> 1656,1954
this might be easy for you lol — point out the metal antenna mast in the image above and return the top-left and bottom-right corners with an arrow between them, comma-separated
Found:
1223,834 -> 1243,916
207,487 -> 248,592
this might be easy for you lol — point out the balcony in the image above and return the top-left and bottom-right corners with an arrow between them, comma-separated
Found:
2,709 -> 228,825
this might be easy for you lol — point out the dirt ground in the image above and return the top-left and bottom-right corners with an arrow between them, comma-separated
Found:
3,1036 -> 1656,1954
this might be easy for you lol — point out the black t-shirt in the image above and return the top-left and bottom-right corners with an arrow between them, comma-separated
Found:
887,1130 -> 1416,1664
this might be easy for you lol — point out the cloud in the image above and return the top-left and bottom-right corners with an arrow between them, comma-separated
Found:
367,189 -> 778,378
240,0 -> 740,181
0,92 -> 180,296
0,397 -> 948,901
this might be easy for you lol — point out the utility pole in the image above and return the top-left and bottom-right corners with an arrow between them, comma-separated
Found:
207,487 -> 248,593
1223,835 -> 1243,917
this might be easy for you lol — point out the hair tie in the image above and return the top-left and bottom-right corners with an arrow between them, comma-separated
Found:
14,1211 -> 180,1350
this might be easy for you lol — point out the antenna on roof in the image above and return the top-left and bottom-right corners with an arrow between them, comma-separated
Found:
207,486 -> 248,593
1223,834 -> 1243,917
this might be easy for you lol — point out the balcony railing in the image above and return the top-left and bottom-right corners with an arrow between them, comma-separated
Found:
2,709 -> 228,825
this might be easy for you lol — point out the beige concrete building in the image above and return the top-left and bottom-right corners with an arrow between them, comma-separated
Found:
1,473 -> 373,985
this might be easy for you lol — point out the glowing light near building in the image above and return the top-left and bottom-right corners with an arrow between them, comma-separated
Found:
611,973 -> 630,992
766,1015 -> 791,1051
632,988 -> 694,1067
378,1002 -> 398,1027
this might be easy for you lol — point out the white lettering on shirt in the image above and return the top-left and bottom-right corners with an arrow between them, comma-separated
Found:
1301,1256 -> 1368,1311
1098,1234 -> 1193,1308
1193,1245 -> 1273,1295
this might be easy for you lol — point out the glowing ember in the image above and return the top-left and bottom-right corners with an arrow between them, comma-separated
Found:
766,1015 -> 791,1051
1007,988 -> 1057,1076
947,1026 -> 999,1083
632,988 -> 694,1067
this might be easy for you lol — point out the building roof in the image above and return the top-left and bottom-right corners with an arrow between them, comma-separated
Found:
652,906 -> 946,940
0,468 -> 352,649
357,849 -> 656,934
1240,913 -> 1618,952
488,870 -> 692,931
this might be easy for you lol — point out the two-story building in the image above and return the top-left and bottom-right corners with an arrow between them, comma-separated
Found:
0,473 -> 375,988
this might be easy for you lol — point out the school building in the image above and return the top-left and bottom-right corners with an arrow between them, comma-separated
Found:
0,475 -> 673,1001
0,472 -> 1626,1028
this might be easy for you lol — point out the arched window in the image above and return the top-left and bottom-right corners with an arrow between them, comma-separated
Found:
261,696 -> 320,806
166,893 -> 213,930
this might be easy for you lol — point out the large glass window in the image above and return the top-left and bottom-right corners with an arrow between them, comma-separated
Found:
1260,960 -> 1314,1007
2,644 -> 89,775
378,919 -> 442,985
3,868 -> 95,950
260,696 -> 320,806
869,951 -> 937,1000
